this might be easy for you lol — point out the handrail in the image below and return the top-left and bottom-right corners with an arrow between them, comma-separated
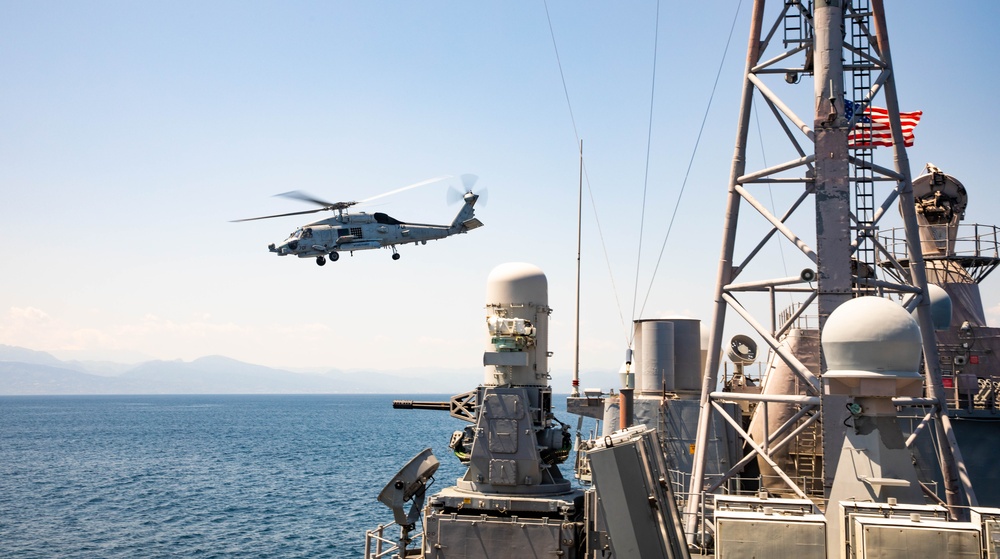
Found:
877,223 -> 1000,264
364,522 -> 424,559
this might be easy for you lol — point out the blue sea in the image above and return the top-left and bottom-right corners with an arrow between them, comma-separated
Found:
0,394 -> 585,558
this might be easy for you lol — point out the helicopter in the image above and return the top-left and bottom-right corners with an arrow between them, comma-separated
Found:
233,175 -> 484,266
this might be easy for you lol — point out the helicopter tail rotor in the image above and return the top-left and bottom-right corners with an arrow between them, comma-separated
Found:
447,174 -> 487,206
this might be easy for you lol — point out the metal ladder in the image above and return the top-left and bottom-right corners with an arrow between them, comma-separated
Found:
782,1 -> 812,50
848,0 -> 878,293
790,419 -> 824,496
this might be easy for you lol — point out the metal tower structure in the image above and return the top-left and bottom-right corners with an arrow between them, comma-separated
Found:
683,0 -> 974,535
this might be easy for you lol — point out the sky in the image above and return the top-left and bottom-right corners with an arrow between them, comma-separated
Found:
2,1 -> 1000,387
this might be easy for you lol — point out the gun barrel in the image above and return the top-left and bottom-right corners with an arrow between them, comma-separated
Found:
392,399 -> 450,411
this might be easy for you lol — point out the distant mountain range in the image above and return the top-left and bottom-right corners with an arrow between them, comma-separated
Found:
0,345 -> 470,395
0,344 -> 616,395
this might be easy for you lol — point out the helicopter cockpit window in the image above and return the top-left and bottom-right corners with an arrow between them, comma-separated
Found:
303,228 -> 313,238
291,229 -> 304,239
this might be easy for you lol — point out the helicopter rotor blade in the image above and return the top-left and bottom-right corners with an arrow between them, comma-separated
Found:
275,190 -> 339,208
359,175 -> 454,205
230,207 -> 329,223
460,174 -> 478,191
234,175 -> 467,223
446,186 -> 465,205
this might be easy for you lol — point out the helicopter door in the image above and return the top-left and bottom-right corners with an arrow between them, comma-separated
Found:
314,228 -> 333,246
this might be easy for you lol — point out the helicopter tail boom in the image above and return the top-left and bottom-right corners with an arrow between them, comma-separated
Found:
449,192 -> 480,233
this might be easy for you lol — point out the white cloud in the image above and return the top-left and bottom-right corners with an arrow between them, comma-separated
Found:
8,306 -> 51,322
0,306 -> 59,348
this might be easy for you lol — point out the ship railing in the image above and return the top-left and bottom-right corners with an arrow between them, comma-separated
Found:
363,522 -> 422,559
670,472 -> 826,553
667,469 -> 788,500
675,490 -> 713,552
936,375 -> 992,412
776,302 -> 818,333
878,224 -> 1000,281
910,374 -> 1000,412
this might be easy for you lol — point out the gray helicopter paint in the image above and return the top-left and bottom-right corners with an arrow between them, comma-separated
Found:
267,192 -> 482,263
234,175 -> 484,263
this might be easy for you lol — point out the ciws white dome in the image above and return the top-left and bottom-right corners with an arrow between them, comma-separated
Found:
822,296 -> 924,397
486,263 -> 547,306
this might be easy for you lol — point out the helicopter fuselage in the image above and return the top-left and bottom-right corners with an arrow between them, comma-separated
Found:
267,192 -> 482,264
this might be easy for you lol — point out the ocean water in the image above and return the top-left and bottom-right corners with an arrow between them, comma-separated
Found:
0,394 -> 546,559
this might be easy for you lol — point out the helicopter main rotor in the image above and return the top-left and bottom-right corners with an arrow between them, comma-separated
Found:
231,175 -> 455,223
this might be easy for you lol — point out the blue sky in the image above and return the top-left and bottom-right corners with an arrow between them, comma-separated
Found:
2,1 -> 999,384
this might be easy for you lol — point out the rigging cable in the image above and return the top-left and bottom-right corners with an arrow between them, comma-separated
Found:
542,0 -> 579,143
542,0 -> 630,347
628,0 -> 663,347
753,93 -> 796,311
637,0 -> 746,318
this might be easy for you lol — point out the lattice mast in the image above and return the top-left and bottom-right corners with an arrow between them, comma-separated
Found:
684,0 -> 969,534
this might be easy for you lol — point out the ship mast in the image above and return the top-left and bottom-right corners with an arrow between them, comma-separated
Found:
684,0 -> 972,534
573,140 -> 583,397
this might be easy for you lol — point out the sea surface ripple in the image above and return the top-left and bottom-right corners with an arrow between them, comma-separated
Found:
0,394 -> 477,558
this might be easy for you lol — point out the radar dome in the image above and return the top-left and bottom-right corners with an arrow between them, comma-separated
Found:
822,296 -> 924,397
927,284 -> 952,331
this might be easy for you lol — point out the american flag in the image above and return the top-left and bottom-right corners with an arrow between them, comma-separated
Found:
844,100 -> 922,148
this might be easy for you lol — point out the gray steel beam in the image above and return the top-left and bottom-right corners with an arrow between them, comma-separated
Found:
871,0 -> 975,513
685,0 -> 767,540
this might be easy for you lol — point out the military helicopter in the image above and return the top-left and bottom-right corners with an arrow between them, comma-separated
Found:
233,175 -> 484,265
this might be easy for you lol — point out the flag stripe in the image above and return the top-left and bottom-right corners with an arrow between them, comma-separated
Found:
848,106 -> 921,148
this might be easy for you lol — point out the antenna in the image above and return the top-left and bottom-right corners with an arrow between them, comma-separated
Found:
377,448 -> 439,527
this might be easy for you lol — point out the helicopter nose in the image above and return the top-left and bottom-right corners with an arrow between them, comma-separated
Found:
270,242 -> 293,256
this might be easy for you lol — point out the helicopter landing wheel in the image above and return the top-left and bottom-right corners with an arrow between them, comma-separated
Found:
392,253 -> 401,261
329,252 -> 340,262
316,256 -> 326,266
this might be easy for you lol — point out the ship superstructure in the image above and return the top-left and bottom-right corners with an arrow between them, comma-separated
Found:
879,163 -> 1000,505
365,1 -> 1000,557
677,0 -> 980,548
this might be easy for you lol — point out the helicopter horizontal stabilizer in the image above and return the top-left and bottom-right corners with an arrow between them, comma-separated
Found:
462,218 -> 484,231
